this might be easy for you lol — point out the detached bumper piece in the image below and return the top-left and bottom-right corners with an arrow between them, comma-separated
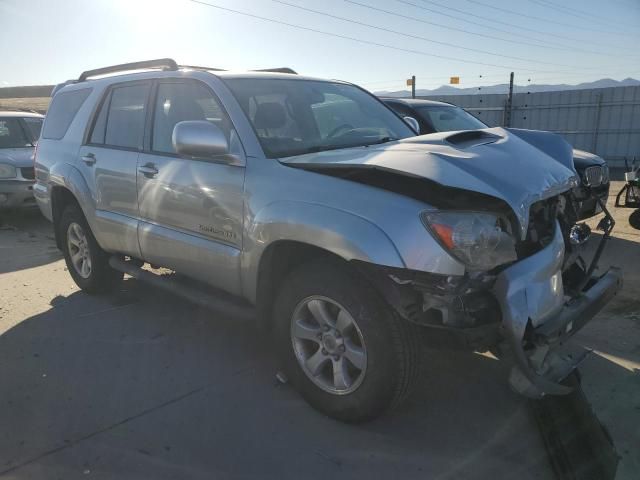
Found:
509,267 -> 622,398
530,372 -> 619,480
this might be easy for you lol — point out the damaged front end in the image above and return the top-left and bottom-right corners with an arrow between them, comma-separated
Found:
359,192 -> 621,399
284,127 -> 622,398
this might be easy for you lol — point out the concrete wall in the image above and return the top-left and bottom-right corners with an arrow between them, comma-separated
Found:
421,86 -> 640,167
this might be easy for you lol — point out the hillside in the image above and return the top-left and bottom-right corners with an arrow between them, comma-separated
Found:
377,77 -> 640,97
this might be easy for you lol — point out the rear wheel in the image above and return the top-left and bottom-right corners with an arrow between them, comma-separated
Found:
274,259 -> 422,422
60,205 -> 123,293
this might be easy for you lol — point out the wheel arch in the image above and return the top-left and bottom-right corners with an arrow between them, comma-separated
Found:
48,165 -> 97,250
50,185 -> 82,249
247,202 -> 406,325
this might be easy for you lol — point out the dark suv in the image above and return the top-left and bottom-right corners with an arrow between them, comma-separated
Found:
383,98 -> 610,219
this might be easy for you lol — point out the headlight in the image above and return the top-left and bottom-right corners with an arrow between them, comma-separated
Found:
0,163 -> 17,179
422,211 -> 518,271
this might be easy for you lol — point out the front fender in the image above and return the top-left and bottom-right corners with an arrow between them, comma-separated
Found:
241,201 -> 405,302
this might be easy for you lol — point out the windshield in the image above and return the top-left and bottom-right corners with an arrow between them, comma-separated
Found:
0,117 -> 36,148
224,78 -> 415,158
416,105 -> 487,132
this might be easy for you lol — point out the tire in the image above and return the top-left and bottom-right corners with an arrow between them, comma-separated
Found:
274,259 -> 422,422
59,204 -> 123,293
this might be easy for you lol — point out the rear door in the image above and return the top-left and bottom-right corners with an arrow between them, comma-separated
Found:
79,81 -> 151,257
136,79 -> 246,295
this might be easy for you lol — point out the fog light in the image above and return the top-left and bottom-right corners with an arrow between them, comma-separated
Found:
569,223 -> 591,245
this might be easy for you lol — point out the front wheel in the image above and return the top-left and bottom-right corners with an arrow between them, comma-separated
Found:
60,205 -> 123,293
274,259 -> 422,422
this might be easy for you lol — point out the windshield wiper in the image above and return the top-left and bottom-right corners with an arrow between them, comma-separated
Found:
281,138 -> 399,158
364,136 -> 398,147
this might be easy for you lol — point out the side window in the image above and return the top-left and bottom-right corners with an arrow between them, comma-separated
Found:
102,84 -> 149,149
42,88 -> 91,140
90,91 -> 110,145
152,81 -> 236,155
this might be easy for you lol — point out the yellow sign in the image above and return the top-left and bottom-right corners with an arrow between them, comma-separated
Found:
450,76 -> 460,84
406,78 -> 413,86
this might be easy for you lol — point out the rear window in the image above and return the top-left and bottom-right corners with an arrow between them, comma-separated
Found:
42,88 -> 91,140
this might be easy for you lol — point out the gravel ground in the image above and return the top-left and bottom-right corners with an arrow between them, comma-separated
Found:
0,180 -> 638,479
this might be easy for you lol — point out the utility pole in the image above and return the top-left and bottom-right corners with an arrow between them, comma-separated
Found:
505,71 -> 514,127
411,75 -> 416,99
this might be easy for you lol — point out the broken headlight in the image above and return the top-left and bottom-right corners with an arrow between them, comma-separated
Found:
422,211 -> 518,271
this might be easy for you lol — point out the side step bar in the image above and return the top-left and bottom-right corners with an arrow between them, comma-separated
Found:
109,256 -> 256,321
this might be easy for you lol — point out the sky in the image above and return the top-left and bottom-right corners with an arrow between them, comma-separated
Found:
1,0 -> 639,93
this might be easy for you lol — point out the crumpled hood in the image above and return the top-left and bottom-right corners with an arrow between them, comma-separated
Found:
0,147 -> 35,168
281,127 -> 579,239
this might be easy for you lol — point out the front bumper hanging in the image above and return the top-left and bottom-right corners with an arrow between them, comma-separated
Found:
495,198 -> 622,398
508,267 -> 622,398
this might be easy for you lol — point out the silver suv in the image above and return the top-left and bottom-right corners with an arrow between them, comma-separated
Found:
35,59 -> 621,422
0,111 -> 43,210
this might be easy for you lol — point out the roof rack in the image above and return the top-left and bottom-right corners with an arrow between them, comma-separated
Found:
252,67 -> 297,74
179,64 -> 226,72
179,65 -> 297,74
77,59 -> 297,83
78,58 -> 178,81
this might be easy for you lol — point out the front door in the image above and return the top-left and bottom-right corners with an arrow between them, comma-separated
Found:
78,81 -> 151,257
136,79 -> 245,295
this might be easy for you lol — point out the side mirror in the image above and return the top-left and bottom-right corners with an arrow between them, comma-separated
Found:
172,120 -> 229,159
403,116 -> 420,134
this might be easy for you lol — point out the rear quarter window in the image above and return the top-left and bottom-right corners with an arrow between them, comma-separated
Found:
42,88 -> 92,140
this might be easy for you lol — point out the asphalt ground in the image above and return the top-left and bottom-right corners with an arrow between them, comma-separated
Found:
0,180 -> 638,479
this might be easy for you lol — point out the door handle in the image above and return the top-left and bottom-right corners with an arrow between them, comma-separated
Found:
138,163 -> 159,178
81,153 -> 96,166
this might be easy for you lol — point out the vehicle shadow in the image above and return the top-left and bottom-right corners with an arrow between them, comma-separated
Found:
0,278 -> 553,480
0,209 -> 61,274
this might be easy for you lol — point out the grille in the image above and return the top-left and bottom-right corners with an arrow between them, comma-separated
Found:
583,165 -> 603,187
20,167 -> 35,180
516,198 -> 558,259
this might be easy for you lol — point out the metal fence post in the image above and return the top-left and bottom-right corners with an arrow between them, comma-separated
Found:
592,92 -> 603,154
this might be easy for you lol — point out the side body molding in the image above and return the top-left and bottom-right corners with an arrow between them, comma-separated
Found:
241,201 -> 406,302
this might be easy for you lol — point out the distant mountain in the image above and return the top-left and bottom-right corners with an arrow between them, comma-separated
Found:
376,77 -> 640,97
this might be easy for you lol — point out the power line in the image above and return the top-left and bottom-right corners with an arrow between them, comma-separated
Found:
347,0 -> 638,59
347,0 -> 563,51
184,0 -> 586,73
346,0 -> 561,50
528,0 -> 640,31
186,0 -> 634,78
462,0 -> 611,31
270,0 -> 580,67
404,0 -> 637,50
